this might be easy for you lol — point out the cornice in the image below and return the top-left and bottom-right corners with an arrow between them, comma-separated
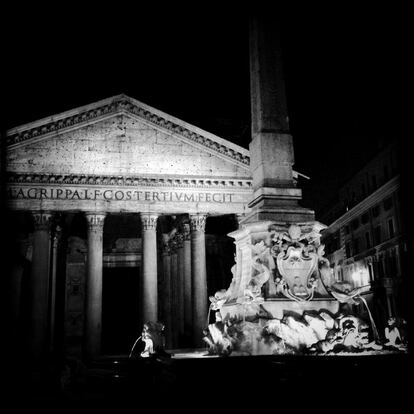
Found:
5,94 -> 250,167
339,234 -> 404,265
6,172 -> 253,190
323,175 -> 400,234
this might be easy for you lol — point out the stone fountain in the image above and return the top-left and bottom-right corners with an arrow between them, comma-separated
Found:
203,221 -> 388,356
202,16 -> 407,357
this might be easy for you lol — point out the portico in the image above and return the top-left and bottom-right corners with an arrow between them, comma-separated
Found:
5,94 -> 259,361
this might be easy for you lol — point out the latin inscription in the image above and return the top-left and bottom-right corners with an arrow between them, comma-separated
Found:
8,187 -> 235,203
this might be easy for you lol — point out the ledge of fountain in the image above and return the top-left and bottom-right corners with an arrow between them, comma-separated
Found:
220,298 -> 340,320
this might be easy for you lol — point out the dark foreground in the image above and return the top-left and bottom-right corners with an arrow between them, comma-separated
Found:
3,350 -> 413,409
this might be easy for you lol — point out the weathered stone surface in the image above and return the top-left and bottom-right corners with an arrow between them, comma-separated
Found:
7,115 -> 249,177
249,133 -> 295,189
6,110 -> 253,214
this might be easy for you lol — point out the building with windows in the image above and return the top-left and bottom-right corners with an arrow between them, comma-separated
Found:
320,141 -> 408,333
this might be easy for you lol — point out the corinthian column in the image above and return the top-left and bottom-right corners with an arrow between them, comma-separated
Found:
174,233 -> 185,343
170,239 -> 179,347
140,213 -> 159,323
84,212 -> 106,360
182,222 -> 192,344
161,236 -> 172,348
29,211 -> 53,364
190,213 -> 208,346
49,224 -> 62,353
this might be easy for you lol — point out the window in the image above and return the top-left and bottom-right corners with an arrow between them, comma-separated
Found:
368,262 -> 373,282
374,225 -> 382,245
345,225 -> 350,235
383,197 -> 393,211
332,233 -> 340,250
345,242 -> 352,258
353,238 -> 360,255
388,218 -> 395,238
377,260 -> 384,278
372,205 -> 380,218
365,232 -> 371,249
361,212 -> 369,224
387,253 -> 397,276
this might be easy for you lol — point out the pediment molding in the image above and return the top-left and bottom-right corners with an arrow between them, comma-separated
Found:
7,172 -> 253,190
6,94 -> 250,168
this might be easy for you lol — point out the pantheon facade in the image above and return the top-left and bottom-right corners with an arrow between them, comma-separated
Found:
4,94 -> 269,362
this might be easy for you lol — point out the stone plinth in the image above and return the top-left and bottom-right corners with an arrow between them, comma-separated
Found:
242,206 -> 315,225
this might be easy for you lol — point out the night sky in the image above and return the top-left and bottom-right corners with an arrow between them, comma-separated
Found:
1,6 -> 407,215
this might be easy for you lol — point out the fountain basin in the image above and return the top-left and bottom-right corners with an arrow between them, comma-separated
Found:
220,298 -> 339,320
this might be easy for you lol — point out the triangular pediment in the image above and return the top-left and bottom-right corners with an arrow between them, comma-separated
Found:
5,94 -> 251,177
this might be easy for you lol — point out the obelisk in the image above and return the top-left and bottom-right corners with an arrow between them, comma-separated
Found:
243,15 -> 314,224
214,16 -> 339,348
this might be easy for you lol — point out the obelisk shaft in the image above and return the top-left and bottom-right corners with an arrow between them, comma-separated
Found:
249,16 -> 290,136
245,15 -> 314,223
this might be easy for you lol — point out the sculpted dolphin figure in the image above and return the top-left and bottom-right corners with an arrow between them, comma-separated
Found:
319,253 -> 370,304
327,283 -> 371,304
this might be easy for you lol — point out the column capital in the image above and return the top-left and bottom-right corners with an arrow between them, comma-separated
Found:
32,211 -> 53,231
85,212 -> 106,232
189,214 -> 207,232
141,213 -> 158,231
